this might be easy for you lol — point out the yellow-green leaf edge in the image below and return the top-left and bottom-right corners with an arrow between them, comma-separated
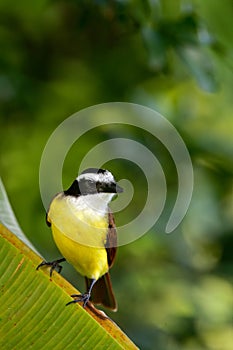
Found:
0,224 -> 139,350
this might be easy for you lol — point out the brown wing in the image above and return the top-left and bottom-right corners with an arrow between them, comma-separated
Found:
46,212 -> 51,227
105,210 -> 117,268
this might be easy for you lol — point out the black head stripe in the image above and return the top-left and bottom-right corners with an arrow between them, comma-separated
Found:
64,168 -> 119,196
64,180 -> 81,197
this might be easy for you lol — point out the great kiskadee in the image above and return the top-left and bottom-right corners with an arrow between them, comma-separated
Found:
37,168 -> 123,311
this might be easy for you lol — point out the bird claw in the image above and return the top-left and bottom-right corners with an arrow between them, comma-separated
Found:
36,258 -> 66,277
66,293 -> 91,308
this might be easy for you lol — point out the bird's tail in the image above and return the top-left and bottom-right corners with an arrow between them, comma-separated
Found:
85,272 -> 117,311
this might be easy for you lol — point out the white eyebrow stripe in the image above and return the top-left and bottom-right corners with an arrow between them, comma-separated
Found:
77,172 -> 115,183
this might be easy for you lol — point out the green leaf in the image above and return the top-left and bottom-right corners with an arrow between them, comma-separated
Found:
177,46 -> 218,92
0,178 -> 40,255
141,25 -> 167,70
0,180 -> 139,350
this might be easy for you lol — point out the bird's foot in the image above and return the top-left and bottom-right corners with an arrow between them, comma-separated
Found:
66,293 -> 91,308
36,258 -> 66,277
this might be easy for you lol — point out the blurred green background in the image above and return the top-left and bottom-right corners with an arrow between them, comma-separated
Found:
1,1 -> 233,349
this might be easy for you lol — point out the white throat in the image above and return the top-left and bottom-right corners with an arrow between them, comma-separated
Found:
69,193 -> 115,215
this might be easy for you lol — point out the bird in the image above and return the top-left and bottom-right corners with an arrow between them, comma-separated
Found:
37,168 -> 123,311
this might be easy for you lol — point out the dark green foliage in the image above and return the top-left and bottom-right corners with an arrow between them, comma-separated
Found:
1,1 -> 232,349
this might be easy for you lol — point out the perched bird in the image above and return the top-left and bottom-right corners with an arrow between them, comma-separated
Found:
37,168 -> 123,311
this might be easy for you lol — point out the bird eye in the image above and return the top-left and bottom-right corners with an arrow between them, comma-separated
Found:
96,181 -> 102,192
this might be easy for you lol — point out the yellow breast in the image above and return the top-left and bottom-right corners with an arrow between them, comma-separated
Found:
47,193 -> 109,280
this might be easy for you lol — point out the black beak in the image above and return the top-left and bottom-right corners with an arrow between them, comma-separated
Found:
116,183 -> 123,193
